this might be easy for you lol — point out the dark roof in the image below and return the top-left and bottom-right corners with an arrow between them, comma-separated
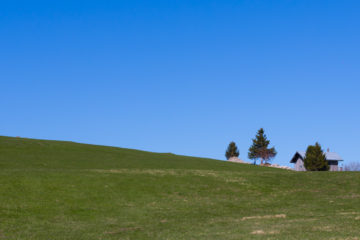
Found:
290,151 -> 344,163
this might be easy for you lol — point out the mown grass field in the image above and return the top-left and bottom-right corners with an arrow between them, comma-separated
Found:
0,136 -> 359,239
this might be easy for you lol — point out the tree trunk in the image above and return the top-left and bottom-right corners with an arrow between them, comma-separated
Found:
260,158 -> 264,165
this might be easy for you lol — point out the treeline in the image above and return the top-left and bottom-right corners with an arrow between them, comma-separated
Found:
225,128 -> 277,165
225,129 -> 347,171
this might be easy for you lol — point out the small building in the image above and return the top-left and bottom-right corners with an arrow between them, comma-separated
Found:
290,150 -> 344,171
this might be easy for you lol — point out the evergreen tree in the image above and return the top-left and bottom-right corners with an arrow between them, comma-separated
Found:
225,141 -> 240,160
248,128 -> 277,165
304,142 -> 329,171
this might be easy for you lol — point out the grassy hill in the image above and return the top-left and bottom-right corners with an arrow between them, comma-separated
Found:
0,136 -> 359,239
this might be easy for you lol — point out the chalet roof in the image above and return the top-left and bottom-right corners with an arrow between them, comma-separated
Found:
290,151 -> 343,163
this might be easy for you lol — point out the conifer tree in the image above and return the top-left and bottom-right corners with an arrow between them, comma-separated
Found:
225,141 -> 240,160
304,142 -> 329,171
248,128 -> 277,165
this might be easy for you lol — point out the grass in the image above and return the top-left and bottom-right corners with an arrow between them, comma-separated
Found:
0,136 -> 359,239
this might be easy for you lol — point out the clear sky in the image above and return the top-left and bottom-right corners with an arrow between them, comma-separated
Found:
1,0 -> 359,167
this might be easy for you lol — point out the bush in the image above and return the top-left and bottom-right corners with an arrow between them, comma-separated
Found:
304,142 -> 329,171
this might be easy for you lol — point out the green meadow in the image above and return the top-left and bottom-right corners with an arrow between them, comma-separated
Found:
0,136 -> 359,239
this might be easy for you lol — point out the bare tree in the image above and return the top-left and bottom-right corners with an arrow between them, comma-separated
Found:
344,162 -> 360,171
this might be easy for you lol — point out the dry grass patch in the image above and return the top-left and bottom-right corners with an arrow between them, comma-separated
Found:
338,212 -> 360,215
329,238 -> 359,240
89,169 -> 247,183
242,214 -> 286,221
251,230 -> 280,235
286,218 -> 317,223
105,227 -> 141,234
338,194 -> 360,199
313,226 -> 332,232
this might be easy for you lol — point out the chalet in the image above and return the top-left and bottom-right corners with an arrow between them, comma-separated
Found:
290,150 -> 344,171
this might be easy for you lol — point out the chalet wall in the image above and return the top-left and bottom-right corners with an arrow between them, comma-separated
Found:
328,161 -> 339,171
295,158 -> 306,171
294,158 -> 340,171
330,165 -> 338,171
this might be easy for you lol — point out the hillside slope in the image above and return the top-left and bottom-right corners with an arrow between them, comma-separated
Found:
0,136 -> 359,239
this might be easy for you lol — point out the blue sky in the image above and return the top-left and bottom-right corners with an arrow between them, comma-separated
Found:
1,0 -> 359,166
